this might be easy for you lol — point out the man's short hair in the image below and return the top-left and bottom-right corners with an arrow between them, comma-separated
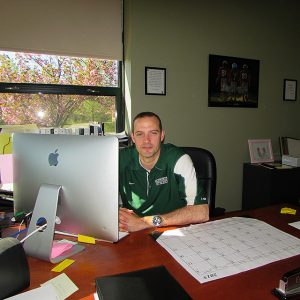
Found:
132,112 -> 162,132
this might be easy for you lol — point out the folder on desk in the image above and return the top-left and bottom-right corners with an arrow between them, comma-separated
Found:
95,265 -> 191,300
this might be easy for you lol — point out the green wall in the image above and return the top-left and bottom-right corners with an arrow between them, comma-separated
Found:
124,0 -> 300,211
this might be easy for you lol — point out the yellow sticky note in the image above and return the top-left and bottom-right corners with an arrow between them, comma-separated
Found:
280,207 -> 296,215
51,259 -> 75,272
78,234 -> 96,244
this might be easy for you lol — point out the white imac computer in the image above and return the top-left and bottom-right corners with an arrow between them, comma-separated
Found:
13,133 -> 119,263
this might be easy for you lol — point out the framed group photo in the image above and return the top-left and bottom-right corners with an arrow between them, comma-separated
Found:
208,54 -> 260,108
248,139 -> 274,164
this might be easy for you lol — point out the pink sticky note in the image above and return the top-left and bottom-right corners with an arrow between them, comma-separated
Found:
0,154 -> 13,184
51,241 -> 74,259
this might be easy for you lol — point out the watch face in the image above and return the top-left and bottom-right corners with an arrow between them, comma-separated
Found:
152,215 -> 162,227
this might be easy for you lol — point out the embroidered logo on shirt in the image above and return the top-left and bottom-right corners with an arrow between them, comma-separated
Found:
155,177 -> 168,186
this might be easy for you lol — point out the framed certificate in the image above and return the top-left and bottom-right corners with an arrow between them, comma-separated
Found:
283,79 -> 297,101
145,67 -> 166,95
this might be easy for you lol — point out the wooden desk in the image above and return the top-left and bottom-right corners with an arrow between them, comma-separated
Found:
21,204 -> 300,299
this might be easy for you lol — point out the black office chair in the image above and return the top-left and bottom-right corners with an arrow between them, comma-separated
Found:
181,147 -> 221,217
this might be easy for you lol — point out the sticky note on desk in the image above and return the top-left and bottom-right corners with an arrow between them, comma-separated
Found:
51,259 -> 75,272
280,207 -> 297,215
51,241 -> 75,259
78,234 -> 95,244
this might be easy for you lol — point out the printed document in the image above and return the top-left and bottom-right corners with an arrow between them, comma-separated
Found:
157,217 -> 300,283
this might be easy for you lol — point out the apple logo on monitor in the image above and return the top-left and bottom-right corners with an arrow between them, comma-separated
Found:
48,149 -> 59,166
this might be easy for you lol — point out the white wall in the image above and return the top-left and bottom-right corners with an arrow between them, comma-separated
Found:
124,0 -> 300,211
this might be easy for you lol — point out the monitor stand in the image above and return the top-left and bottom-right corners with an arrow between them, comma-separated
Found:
23,184 -> 85,263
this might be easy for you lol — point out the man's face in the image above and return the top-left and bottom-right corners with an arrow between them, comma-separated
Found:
131,116 -> 165,161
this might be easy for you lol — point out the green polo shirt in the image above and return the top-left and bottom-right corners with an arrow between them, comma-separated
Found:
119,143 -> 207,216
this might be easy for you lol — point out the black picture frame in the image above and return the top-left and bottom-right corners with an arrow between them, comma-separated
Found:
283,79 -> 297,101
208,54 -> 260,108
145,67 -> 166,95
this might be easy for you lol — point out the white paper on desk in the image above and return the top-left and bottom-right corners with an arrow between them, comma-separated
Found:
119,231 -> 129,239
157,217 -> 300,283
289,221 -> 300,230
4,284 -> 59,299
41,273 -> 78,300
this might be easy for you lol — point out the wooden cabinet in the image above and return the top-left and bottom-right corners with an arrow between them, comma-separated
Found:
242,163 -> 300,210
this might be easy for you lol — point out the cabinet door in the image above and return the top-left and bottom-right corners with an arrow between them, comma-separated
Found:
242,163 -> 300,210
272,168 -> 300,205
242,164 -> 273,210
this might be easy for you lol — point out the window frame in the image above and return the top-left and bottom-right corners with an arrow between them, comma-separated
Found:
0,61 -> 124,133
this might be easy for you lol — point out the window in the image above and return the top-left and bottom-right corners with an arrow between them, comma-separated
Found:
0,51 -> 123,133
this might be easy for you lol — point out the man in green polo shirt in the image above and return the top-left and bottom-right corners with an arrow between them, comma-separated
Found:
119,112 -> 209,232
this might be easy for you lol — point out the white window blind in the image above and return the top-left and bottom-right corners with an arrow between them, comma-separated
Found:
0,0 -> 122,60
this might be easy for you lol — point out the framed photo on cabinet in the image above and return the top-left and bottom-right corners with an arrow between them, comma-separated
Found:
248,139 -> 274,164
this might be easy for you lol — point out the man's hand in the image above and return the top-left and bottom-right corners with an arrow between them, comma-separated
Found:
119,207 -> 152,232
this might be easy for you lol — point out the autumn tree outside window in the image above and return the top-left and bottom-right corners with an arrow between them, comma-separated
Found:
0,51 -> 123,133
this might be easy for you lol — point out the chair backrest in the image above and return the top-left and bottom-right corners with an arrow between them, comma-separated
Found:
181,147 -> 216,215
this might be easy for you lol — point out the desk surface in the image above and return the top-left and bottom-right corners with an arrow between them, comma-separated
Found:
20,204 -> 300,299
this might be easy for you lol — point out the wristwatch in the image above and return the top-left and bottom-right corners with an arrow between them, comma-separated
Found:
152,215 -> 163,227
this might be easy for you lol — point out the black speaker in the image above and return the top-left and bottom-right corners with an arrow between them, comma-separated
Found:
0,237 -> 30,299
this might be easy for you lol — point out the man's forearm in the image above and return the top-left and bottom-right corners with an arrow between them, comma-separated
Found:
143,204 -> 209,228
162,204 -> 209,226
